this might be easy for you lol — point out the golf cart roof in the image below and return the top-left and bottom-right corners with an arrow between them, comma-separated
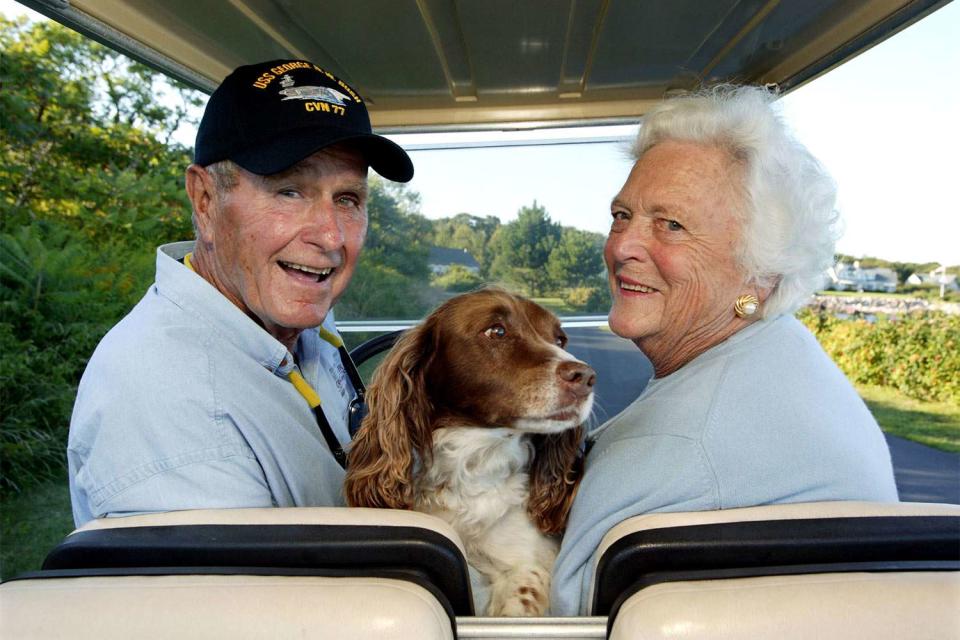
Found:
19,0 -> 948,132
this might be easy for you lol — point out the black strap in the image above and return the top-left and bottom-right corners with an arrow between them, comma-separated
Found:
313,406 -> 348,469
338,346 -> 366,396
312,346 -> 366,469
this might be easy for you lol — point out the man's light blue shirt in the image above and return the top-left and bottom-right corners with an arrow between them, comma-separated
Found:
68,241 -> 356,526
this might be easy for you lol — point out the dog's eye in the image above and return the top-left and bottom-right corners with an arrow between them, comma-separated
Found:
484,324 -> 507,339
555,334 -> 568,348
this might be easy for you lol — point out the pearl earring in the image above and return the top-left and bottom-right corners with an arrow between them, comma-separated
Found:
734,294 -> 759,318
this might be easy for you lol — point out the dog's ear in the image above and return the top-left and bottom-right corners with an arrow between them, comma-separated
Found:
526,426 -> 584,535
344,321 -> 438,509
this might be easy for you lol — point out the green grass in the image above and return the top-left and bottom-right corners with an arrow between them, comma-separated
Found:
858,384 -> 960,453
0,472 -> 74,581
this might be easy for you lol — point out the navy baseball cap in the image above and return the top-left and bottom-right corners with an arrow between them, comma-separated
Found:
194,59 -> 413,182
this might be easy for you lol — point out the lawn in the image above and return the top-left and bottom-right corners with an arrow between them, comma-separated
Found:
2,383 -> 957,582
1,471 -> 74,580
857,384 -> 960,453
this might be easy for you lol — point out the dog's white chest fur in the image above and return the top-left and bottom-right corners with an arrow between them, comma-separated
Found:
415,427 -> 558,616
415,427 -> 531,533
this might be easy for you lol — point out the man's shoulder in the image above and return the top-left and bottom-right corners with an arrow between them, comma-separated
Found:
83,292 -> 214,384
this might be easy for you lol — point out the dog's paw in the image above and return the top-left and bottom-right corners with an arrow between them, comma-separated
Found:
487,584 -> 549,616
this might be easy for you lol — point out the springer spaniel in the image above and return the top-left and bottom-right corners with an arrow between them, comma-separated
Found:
344,288 -> 595,616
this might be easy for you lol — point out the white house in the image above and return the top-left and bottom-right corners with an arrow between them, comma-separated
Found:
907,266 -> 959,296
428,247 -> 481,275
825,261 -> 898,293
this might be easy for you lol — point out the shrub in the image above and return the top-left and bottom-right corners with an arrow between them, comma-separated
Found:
564,285 -> 611,313
798,308 -> 960,404
432,264 -> 484,292
0,323 -> 76,492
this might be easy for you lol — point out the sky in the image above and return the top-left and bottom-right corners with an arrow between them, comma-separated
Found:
3,0 -> 957,265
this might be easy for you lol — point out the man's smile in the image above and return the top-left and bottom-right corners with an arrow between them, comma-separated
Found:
279,260 -> 335,283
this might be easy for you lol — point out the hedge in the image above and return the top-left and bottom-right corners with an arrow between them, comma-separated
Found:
798,308 -> 960,405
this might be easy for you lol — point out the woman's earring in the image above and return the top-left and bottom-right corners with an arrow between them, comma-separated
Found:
734,294 -> 759,318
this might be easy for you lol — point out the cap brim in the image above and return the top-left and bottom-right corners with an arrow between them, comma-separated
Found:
231,130 -> 414,182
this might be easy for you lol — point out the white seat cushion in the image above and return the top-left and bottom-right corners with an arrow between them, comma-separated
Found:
589,501 -> 960,609
608,571 -> 959,640
0,575 -> 454,640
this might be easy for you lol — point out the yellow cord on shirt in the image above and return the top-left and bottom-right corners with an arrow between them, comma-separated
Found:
182,251 -> 331,408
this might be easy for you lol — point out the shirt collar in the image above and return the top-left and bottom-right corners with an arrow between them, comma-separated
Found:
155,241 -> 293,374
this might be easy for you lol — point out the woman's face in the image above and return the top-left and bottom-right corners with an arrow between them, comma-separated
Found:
604,139 -> 754,376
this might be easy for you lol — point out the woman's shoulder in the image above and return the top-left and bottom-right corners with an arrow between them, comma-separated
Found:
722,315 -> 849,388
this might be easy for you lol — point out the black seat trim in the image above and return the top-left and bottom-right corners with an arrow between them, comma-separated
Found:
39,523 -> 474,618
348,329 -> 404,365
593,515 -> 960,619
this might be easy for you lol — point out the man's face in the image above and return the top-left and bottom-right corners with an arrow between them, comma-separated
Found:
195,145 -> 368,348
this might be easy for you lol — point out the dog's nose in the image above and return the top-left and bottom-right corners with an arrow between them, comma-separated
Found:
558,361 -> 596,398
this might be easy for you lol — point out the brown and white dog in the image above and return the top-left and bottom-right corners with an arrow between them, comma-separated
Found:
344,288 -> 595,616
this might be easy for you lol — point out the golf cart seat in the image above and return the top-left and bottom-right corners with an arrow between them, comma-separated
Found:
0,507 -> 472,639
590,501 -> 960,639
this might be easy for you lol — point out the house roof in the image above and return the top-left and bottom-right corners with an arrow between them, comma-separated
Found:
428,246 -> 480,269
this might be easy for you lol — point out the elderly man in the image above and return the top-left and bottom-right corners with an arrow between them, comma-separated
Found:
68,59 -> 413,526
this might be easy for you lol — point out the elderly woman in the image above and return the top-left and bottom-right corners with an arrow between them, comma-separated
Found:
550,85 -> 898,615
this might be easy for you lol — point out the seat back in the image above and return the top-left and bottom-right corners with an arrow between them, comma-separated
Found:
591,501 -> 960,638
608,571 -> 959,640
1,507 -> 470,640
1,574 -> 455,640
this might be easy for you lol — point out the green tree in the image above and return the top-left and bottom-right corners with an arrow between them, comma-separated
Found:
0,17 -> 201,492
336,178 -> 433,319
1,17 -> 198,244
432,213 -> 501,276
362,178 -> 431,281
488,201 -> 561,295
547,228 -> 605,288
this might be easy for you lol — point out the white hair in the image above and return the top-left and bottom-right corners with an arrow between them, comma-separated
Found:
205,159 -> 240,194
631,85 -> 840,318
190,159 -> 240,237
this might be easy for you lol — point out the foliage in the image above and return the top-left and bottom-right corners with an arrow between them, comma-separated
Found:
0,471 -> 74,580
1,17 -> 197,245
431,213 -> 501,276
430,205 -> 607,300
0,323 -> 74,493
798,308 -> 960,405
488,201 -> 562,296
337,178 -> 434,318
897,285 -> 960,303
364,178 -> 432,281
0,224 -> 155,493
336,258 -> 431,319
432,264 -> 484,292
548,228 -> 605,289
564,285 -> 611,313
0,18 -> 199,493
